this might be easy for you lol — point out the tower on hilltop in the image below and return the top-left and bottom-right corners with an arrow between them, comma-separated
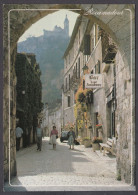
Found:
64,15 -> 69,37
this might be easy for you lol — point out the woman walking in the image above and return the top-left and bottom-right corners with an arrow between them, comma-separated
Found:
67,127 -> 75,150
50,126 -> 58,150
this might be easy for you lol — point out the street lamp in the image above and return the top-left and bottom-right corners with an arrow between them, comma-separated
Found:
22,90 -> 25,94
82,64 -> 89,75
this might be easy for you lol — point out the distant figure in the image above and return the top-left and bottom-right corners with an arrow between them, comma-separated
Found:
50,126 -> 58,150
67,127 -> 75,150
36,123 -> 43,151
16,125 -> 23,151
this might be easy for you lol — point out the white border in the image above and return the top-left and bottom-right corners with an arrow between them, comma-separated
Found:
125,8 -> 133,186
7,7 -> 134,188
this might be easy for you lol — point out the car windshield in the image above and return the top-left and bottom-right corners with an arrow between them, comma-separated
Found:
61,131 -> 68,136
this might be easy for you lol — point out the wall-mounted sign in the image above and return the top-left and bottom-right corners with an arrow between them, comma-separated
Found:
85,74 -> 103,89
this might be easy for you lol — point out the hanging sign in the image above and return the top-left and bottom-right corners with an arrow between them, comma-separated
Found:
85,74 -> 103,89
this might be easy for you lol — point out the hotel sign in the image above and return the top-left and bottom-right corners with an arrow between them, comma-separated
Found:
85,74 -> 103,89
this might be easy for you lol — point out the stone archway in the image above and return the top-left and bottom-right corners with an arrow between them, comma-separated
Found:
3,4 -> 135,184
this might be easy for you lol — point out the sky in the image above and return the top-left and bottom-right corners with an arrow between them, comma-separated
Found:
18,10 -> 79,42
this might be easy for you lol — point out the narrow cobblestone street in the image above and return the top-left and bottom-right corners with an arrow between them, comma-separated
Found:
4,137 -> 135,191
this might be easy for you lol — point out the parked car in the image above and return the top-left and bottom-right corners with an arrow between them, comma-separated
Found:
60,131 -> 80,145
60,131 -> 69,142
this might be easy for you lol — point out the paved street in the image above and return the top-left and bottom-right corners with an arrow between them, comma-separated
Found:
4,137 -> 135,191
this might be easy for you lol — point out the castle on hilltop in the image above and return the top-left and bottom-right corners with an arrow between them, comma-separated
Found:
43,15 -> 69,38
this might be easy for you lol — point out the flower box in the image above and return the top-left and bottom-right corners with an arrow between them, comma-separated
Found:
84,140 -> 92,148
96,124 -> 102,128
92,137 -> 103,143
92,143 -> 100,152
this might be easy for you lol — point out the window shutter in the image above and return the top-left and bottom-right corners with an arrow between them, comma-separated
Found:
78,58 -> 80,78
84,35 -> 91,55
68,96 -> 70,107
69,74 -> 70,90
83,80 -> 85,90
98,60 -> 100,73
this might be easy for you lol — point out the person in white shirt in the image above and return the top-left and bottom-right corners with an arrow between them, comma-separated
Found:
16,125 -> 23,151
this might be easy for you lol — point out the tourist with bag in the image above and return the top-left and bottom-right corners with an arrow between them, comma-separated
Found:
67,127 -> 75,150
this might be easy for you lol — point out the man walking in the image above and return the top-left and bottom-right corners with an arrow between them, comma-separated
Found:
36,123 -> 43,151
16,125 -> 23,151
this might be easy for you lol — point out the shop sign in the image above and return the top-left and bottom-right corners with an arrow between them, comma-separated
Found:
85,74 -> 103,89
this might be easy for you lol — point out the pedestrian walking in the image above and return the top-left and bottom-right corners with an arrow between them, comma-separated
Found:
67,127 -> 75,150
36,123 -> 43,151
16,125 -> 23,151
50,126 -> 58,150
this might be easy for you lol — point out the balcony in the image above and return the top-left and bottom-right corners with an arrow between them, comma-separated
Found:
70,70 -> 80,89
62,84 -> 70,95
99,29 -> 117,63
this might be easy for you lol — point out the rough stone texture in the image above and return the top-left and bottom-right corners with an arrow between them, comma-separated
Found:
3,4 -> 135,185
115,51 -> 134,184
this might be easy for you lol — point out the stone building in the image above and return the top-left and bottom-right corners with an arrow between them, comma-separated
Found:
15,53 -> 42,147
62,16 -> 88,127
41,103 -> 49,137
62,14 -> 134,183
48,104 -> 62,136
43,14 -> 69,38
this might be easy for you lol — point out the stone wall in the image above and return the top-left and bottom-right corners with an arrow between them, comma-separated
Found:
3,46 -> 17,181
115,51 -> 134,183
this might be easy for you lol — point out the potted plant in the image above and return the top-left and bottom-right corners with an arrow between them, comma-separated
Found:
86,90 -> 93,104
92,137 -> 103,151
83,137 -> 92,148
77,92 -> 85,103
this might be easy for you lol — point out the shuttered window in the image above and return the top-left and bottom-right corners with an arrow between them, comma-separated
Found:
66,78 -> 67,89
69,74 -> 70,90
78,58 -> 80,78
98,60 -> 100,73
76,63 -> 77,78
84,35 -> 91,55
68,96 -> 70,107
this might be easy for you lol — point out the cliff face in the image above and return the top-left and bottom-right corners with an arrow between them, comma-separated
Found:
18,32 -> 70,108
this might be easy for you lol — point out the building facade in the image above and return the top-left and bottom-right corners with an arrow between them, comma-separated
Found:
48,104 -> 62,136
15,53 -> 42,148
62,15 -> 133,183
41,103 -> 49,137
